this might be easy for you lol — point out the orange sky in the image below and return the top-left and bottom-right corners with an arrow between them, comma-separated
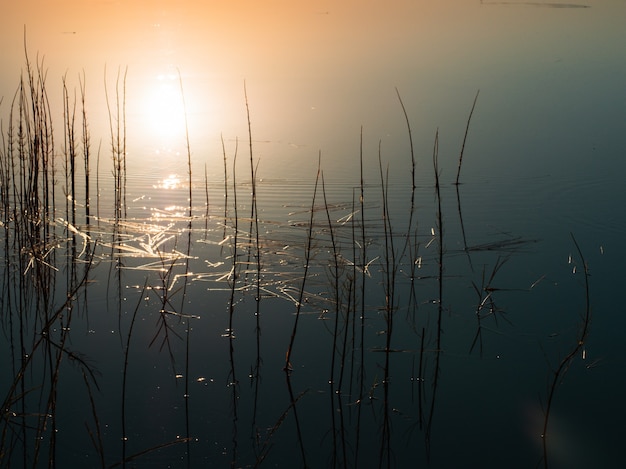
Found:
1,0 -> 619,179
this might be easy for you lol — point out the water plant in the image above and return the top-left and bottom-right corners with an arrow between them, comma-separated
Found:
0,49 -> 598,468
540,234 -> 591,469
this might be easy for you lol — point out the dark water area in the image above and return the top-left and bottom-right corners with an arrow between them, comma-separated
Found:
2,1 -> 626,468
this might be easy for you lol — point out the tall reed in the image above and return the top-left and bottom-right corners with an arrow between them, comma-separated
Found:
322,170 -> 343,467
284,154 -> 321,371
455,90 -> 480,186
541,234 -> 591,469
178,69 -> 193,218
104,65 -> 127,345
227,137 -> 240,466
121,281 -> 147,468
62,75 -> 77,227
104,65 -> 127,221
425,130 -> 443,454
79,71 -> 91,226
176,70 -> 194,465
354,127 -> 367,468
0,54 -> 596,467
378,141 -> 397,468
244,82 -> 263,389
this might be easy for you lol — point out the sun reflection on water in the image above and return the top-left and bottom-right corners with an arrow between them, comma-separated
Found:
155,174 -> 182,190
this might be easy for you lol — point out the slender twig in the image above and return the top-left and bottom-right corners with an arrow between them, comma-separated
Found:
121,281 -> 148,468
541,234 -> 591,468
284,154 -> 321,371
426,129 -> 443,456
175,72 -> 195,461
395,87 -> 415,190
244,82 -> 263,386
177,69 -> 193,218
455,90 -> 480,185
285,374 -> 309,467
227,137 -> 240,465
82,371 -> 105,469
109,437 -> 193,468
221,133 -> 228,249
354,126 -> 366,468
378,140 -> 395,469
253,390 -> 308,467
322,171 -> 340,467
204,163 -> 209,236
79,70 -> 90,227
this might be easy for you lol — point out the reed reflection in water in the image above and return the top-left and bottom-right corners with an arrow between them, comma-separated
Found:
0,58 -> 605,469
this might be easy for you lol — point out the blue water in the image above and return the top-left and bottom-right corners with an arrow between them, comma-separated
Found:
2,1 -> 626,467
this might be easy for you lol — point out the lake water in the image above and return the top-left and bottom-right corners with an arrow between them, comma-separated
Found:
2,1 -> 626,467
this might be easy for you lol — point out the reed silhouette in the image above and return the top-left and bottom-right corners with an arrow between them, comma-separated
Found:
0,52 -> 597,468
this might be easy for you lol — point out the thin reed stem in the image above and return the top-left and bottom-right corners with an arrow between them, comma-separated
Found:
395,87 -> 415,191
354,126 -> 366,468
426,129 -> 443,455
243,82 -> 263,382
284,154 -> 321,371
204,163 -> 209,235
455,90 -> 479,186
378,140 -> 396,469
79,70 -> 90,226
322,170 -> 340,467
228,137 -> 240,467
541,234 -> 591,468
178,69 -> 193,218
121,282 -> 147,468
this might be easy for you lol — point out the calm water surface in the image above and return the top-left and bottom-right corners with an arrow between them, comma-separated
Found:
2,1 -> 626,467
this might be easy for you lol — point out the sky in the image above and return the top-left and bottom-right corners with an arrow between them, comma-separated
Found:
1,0 -> 624,182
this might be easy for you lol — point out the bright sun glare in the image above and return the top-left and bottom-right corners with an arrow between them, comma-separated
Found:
142,73 -> 186,144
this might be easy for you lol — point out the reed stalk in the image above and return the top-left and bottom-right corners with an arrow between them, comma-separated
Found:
0,54 -> 600,467
121,282 -> 147,468
96,139 -> 101,225
227,137 -> 239,344
62,75 -> 77,227
454,90 -> 480,186
244,82 -> 263,385
354,126 -> 366,468
469,256 -> 510,357
176,74 -> 195,463
204,163 -> 209,235
322,170 -> 341,467
347,188 -> 358,403
82,370 -> 105,469
104,65 -> 127,346
284,154 -> 321,371
378,140 -> 396,468
425,129 -> 443,455
395,88 -> 418,266
177,69 -> 193,218
79,71 -> 90,227
253,390 -> 308,467
221,133 -> 228,247
455,182 -> 474,271
104,65 -> 127,221
227,137 -> 240,466
541,234 -> 591,468
285,373 -> 308,467
395,88 -> 415,191
418,327 -> 426,430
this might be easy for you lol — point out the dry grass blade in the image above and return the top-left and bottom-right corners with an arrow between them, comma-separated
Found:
108,437 -> 193,468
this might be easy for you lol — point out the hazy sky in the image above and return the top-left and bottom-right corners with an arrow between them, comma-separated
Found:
2,0 -> 624,181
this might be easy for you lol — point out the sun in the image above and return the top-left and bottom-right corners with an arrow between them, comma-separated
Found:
141,72 -> 187,145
